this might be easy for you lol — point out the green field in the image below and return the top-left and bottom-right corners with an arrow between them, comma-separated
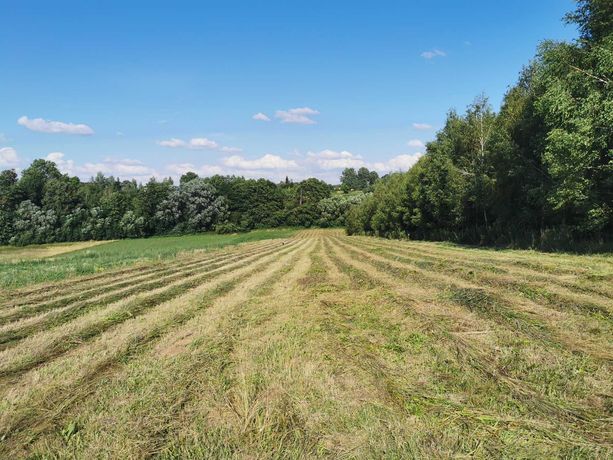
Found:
0,229 -> 611,458
0,229 -> 297,290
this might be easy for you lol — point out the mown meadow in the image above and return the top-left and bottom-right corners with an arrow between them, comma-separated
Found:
0,229 -> 610,458
0,228 -> 296,290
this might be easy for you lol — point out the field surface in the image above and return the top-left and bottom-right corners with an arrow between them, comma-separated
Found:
0,228 -> 296,290
0,229 -> 611,458
0,240 -> 111,263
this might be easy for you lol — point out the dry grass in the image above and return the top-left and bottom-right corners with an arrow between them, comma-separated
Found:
0,240 -> 112,262
0,229 -> 610,458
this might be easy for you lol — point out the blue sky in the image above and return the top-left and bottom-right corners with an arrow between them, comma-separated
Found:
0,0 -> 578,183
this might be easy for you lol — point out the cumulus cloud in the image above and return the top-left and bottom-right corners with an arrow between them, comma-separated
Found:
162,148 -> 424,184
189,137 -> 219,149
166,163 -> 225,177
157,137 -> 241,153
157,138 -> 186,148
46,152 -> 158,181
165,154 -> 299,182
307,150 -> 366,170
220,146 -> 243,154
407,139 -> 425,149
372,153 -> 423,172
420,49 -> 446,59
165,163 -> 195,176
252,112 -> 271,121
275,107 -> 319,125
412,123 -> 432,130
223,154 -> 298,170
157,137 -> 219,149
18,116 -> 94,135
306,149 -> 422,175
0,147 -> 19,166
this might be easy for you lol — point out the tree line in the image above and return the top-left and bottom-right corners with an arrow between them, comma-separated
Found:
0,160 -> 374,245
347,0 -> 612,250
1,1 -> 609,250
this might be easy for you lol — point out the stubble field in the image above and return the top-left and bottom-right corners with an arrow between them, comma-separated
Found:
0,229 -> 611,458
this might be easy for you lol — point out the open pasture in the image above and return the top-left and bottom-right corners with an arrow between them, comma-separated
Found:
0,229 -> 611,458
0,228 -> 297,290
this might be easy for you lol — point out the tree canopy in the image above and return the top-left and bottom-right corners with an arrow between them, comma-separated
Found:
347,0 -> 612,250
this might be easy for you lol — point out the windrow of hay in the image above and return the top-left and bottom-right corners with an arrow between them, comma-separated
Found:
1,230 -> 610,458
0,238 -> 305,454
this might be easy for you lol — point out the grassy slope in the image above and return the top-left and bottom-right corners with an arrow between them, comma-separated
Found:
0,229 -> 611,458
0,229 -> 297,290
0,240 -> 111,263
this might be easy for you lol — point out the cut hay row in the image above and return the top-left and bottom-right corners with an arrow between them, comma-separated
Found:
0,240 -> 291,353
394,238 -> 613,273
357,236 -> 613,299
0,239 -> 285,326
324,237 -> 611,444
1,230 -> 610,458
332,236 -> 613,362
33,240 -> 321,458
352,235 -> 613,305
346,238 -> 613,356
2,238 -> 283,309
0,239 -> 303,379
0,239 -> 310,454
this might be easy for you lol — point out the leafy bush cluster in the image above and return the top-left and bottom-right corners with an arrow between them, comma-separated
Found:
347,0 -> 612,250
318,192 -> 368,227
0,161 -> 372,245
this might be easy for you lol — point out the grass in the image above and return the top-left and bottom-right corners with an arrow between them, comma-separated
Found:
0,229 -> 611,458
0,240 -> 110,262
0,228 -> 297,290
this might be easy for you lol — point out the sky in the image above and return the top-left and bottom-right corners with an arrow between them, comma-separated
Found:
0,0 -> 578,184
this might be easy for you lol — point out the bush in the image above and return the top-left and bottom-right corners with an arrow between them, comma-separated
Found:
318,192 -> 367,227
215,222 -> 244,234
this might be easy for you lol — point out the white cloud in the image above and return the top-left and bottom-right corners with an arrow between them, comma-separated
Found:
308,149 -> 422,175
0,147 -> 19,166
373,153 -> 423,172
252,112 -> 271,122
407,139 -> 425,149
220,146 -> 243,154
412,123 -> 432,130
46,152 -> 158,181
157,137 -> 218,149
166,163 -> 225,177
18,116 -> 94,135
157,137 -> 241,153
157,138 -> 187,148
162,148 -> 424,184
420,49 -> 446,59
223,154 -> 298,170
307,149 -> 366,170
46,152 -> 64,162
275,107 -> 319,125
166,163 -> 196,176
189,137 -> 219,149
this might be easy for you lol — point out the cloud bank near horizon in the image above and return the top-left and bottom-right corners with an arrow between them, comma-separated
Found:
44,148 -> 423,184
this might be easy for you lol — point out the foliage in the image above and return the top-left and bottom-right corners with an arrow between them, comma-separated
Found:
340,167 -> 379,192
10,201 -> 57,246
318,191 -> 368,227
0,162 -> 336,245
347,0 -> 612,249
0,2 -> 608,251
0,228 -> 297,289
